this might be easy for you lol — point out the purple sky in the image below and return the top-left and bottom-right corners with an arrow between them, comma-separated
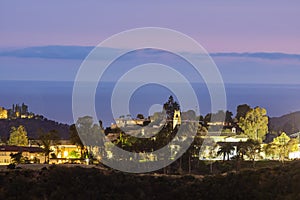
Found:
1,1 -> 300,122
1,1 -> 300,53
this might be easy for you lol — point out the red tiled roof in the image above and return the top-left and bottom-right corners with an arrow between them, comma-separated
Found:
0,145 -> 43,153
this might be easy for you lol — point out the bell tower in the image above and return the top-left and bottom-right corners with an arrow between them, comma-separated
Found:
173,110 -> 181,129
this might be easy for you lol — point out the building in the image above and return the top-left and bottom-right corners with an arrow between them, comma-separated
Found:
28,139 -> 84,164
199,135 -> 249,160
113,118 -> 148,128
0,107 -> 8,119
49,144 -> 82,164
0,145 -> 45,165
173,110 -> 181,129
47,140 -> 83,164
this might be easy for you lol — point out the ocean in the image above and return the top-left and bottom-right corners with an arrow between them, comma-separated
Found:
1,80 -> 300,127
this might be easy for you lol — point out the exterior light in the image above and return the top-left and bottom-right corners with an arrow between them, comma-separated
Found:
63,151 -> 68,157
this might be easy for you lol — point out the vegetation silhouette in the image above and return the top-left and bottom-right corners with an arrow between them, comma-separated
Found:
1,161 -> 300,199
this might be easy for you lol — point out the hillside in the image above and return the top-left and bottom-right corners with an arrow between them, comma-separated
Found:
0,118 -> 70,140
0,161 -> 300,199
269,111 -> 300,135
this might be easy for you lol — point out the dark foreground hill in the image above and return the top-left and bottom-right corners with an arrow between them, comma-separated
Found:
269,111 -> 300,135
0,118 -> 70,140
0,161 -> 300,200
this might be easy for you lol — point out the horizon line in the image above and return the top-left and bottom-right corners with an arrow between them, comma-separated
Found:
0,45 -> 300,56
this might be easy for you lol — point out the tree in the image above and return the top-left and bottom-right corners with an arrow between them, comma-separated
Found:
273,132 -> 289,162
236,141 -> 248,171
287,138 -> 299,155
236,104 -> 251,120
0,135 -> 7,144
115,132 -> 137,151
236,141 -> 248,161
38,129 -> 59,163
149,111 -> 165,126
185,135 -> 203,174
211,110 -> 233,124
217,142 -> 235,161
76,116 -> 104,146
244,139 -> 261,168
238,107 -> 268,143
21,103 -> 28,115
203,110 -> 232,131
8,126 -> 28,146
173,110 -> 199,174
203,113 -> 212,126
212,110 -> 226,122
200,138 -> 217,173
75,116 -> 104,162
269,132 -> 298,163
264,143 -> 277,160
136,114 -> 144,119
69,150 -> 80,158
225,111 -> 233,124
99,120 -> 104,130
197,124 -> 208,136
10,152 -> 24,164
69,124 -> 85,158
163,95 -> 180,121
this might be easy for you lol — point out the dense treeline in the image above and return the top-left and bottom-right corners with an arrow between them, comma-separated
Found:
0,161 -> 300,199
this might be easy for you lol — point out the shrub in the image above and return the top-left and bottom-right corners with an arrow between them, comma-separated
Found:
7,163 -> 15,169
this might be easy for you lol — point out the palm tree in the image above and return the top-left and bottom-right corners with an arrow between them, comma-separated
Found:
237,141 -> 248,160
236,141 -> 250,171
217,142 -> 235,161
185,135 -> 203,174
245,139 -> 261,168
38,129 -> 59,163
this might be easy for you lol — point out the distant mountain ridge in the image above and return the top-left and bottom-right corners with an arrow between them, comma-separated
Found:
269,111 -> 300,135
0,46 -> 93,60
211,52 -> 300,60
1,45 -> 300,60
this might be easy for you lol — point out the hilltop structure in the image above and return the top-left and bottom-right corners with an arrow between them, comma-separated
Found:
0,103 -> 34,120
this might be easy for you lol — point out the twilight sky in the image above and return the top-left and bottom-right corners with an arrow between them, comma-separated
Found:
1,1 -> 300,84
1,1 -> 300,53
1,1 -> 300,122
